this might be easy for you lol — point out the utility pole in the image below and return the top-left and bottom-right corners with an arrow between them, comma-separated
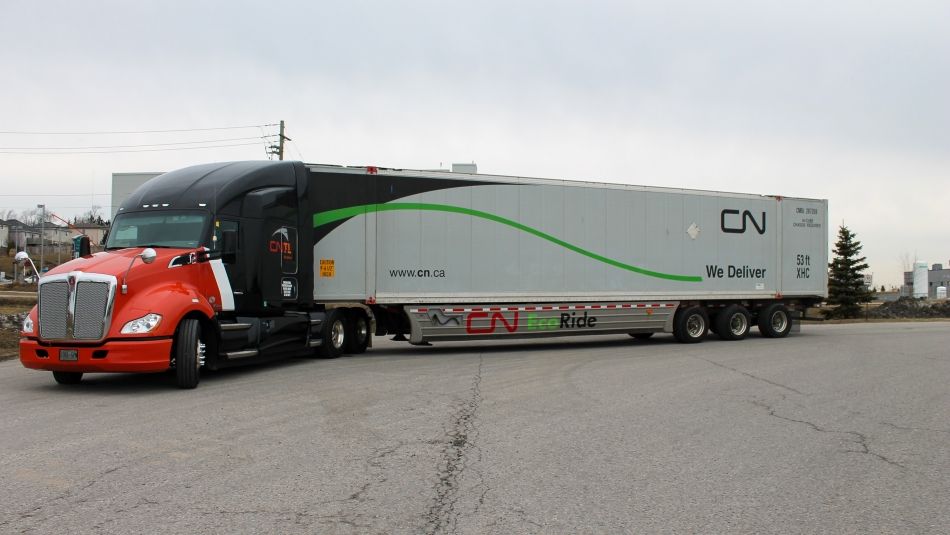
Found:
38,204 -> 45,274
268,120 -> 292,160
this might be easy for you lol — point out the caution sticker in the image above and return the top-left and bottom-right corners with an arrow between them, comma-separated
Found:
319,259 -> 335,278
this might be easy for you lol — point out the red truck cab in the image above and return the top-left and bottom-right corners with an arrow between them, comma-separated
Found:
18,161 -> 345,388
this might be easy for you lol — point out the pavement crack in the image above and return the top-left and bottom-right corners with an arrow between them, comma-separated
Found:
348,482 -> 372,502
752,400 -> 907,471
695,356 -> 806,395
881,421 -> 950,434
424,353 -> 483,535
7,462 -> 132,530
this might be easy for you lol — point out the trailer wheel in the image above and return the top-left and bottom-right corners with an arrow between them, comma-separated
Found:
52,371 -> 83,385
757,303 -> 792,338
318,309 -> 346,358
629,332 -> 654,340
174,318 -> 203,389
344,311 -> 370,354
674,306 -> 709,343
716,305 -> 751,341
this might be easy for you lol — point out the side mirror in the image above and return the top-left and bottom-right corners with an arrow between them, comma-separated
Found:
78,235 -> 91,257
141,248 -> 157,264
121,248 -> 158,294
221,229 -> 238,264
14,251 -> 40,282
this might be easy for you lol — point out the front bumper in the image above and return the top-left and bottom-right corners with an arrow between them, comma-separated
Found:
20,337 -> 174,373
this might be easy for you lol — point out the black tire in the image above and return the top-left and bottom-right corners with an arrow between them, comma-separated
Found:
673,306 -> 709,343
318,309 -> 346,358
174,318 -> 202,389
757,303 -> 792,338
715,305 -> 751,341
629,332 -> 654,340
344,311 -> 370,354
52,371 -> 83,385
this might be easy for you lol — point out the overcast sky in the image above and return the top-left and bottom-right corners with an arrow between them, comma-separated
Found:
2,1 -> 948,285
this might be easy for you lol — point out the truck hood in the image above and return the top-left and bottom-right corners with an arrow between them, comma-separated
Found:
42,248 -> 192,279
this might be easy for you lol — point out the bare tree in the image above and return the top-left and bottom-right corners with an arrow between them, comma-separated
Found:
899,251 -> 912,273
19,208 -> 42,226
76,205 -> 104,225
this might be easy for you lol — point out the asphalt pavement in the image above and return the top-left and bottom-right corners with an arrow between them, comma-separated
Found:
1,322 -> 948,534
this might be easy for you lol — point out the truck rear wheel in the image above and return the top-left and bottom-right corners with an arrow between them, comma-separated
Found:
716,305 -> 751,341
52,371 -> 83,385
757,303 -> 792,338
344,311 -> 370,354
674,306 -> 708,343
174,318 -> 203,389
318,309 -> 346,358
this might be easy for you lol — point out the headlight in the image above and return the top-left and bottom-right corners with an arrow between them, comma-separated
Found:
121,313 -> 162,334
22,315 -> 34,334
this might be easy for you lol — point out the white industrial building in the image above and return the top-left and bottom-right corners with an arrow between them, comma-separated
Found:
903,262 -> 950,299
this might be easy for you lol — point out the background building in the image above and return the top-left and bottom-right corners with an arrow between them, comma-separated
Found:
111,172 -> 163,220
903,262 -> 950,298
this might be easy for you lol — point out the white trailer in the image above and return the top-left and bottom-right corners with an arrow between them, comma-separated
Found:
310,164 -> 827,345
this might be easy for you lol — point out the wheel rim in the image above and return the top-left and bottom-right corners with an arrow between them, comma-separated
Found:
331,320 -> 346,349
196,339 -> 206,368
729,313 -> 748,336
770,311 -> 788,333
686,314 -> 705,338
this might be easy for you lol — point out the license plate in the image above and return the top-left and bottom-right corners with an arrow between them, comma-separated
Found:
59,349 -> 78,361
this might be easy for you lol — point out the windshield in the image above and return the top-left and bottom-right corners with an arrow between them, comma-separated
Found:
106,211 -> 209,249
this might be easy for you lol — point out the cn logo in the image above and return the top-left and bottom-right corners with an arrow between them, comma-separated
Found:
721,209 -> 766,235
466,312 -> 519,334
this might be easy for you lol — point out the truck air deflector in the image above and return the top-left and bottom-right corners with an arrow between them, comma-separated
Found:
314,203 -> 703,282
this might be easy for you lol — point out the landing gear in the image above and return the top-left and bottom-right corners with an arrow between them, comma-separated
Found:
629,332 -> 654,340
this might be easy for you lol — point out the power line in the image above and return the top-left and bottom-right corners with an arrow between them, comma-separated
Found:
0,136 -> 276,151
0,124 -> 279,135
0,193 -> 111,197
0,142 -> 264,155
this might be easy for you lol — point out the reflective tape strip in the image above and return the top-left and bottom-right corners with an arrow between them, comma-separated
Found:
411,302 -> 676,314
209,259 -> 235,312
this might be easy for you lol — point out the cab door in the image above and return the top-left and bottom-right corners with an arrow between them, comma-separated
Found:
243,186 -> 299,308
262,221 -> 299,306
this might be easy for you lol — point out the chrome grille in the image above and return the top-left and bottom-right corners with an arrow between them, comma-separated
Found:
39,281 -> 69,339
74,281 -> 111,339
37,272 -> 116,342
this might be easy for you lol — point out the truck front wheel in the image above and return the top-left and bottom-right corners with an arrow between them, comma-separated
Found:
318,309 -> 346,358
757,303 -> 792,338
674,306 -> 709,343
174,318 -> 203,389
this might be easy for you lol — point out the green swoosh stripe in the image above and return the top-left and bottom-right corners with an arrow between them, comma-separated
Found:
314,203 -> 702,282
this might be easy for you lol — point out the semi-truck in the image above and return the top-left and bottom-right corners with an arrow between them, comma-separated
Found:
18,161 -> 828,388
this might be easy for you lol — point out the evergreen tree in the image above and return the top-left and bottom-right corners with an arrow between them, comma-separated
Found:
824,225 -> 873,318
